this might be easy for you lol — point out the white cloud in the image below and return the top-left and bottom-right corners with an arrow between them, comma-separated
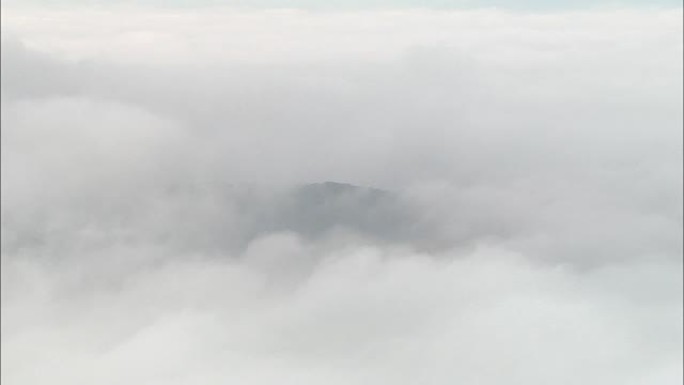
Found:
1,5 -> 682,385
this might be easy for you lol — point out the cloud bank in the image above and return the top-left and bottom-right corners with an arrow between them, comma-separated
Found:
1,6 -> 682,385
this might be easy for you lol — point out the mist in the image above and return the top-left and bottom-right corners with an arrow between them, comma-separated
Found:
1,5 -> 682,385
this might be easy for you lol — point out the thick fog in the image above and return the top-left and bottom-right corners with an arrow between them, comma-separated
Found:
1,6 -> 682,385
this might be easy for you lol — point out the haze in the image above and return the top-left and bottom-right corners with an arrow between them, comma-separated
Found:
1,4 -> 682,385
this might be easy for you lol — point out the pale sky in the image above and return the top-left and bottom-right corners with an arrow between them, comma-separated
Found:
2,0 -> 682,10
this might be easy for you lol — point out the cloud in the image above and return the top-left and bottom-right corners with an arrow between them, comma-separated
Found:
1,5 -> 682,385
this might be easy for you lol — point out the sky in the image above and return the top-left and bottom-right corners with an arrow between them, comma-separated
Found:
2,0 -> 683,10
1,2 -> 683,385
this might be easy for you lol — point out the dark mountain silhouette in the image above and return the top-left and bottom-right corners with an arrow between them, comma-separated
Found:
221,181 -> 441,252
267,182 -> 415,240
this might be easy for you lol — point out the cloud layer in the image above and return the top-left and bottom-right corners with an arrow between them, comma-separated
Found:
1,6 -> 682,385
